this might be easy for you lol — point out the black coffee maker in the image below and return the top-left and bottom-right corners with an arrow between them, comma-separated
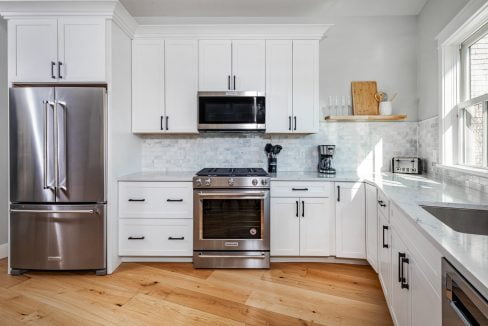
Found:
318,145 -> 336,174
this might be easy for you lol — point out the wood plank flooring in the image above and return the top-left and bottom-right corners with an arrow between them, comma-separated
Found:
0,259 -> 392,325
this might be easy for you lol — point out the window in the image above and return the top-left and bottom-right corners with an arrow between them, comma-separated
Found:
459,26 -> 488,169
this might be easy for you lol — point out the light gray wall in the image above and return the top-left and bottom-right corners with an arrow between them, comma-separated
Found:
417,0 -> 468,121
321,16 -> 418,121
0,18 -> 8,246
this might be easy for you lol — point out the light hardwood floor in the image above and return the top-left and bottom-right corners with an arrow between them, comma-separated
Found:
0,259 -> 392,325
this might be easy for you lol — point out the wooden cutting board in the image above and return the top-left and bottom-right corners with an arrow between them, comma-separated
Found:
351,81 -> 379,115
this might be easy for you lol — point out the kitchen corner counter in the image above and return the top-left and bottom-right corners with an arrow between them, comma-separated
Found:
118,171 -> 196,182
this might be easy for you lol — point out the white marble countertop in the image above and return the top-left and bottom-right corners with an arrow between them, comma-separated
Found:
119,170 -> 488,298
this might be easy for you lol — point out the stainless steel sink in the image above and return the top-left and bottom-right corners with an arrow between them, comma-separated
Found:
421,205 -> 488,236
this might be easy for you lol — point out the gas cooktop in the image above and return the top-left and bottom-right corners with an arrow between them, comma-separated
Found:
196,168 -> 268,177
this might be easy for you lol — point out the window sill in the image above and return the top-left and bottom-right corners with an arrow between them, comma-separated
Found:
436,164 -> 488,178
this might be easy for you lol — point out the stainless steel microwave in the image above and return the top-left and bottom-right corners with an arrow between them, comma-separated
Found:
198,91 -> 265,132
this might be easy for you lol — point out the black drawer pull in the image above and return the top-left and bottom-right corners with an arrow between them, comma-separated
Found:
400,256 -> 409,290
167,199 -> 183,202
168,236 -> 185,240
382,225 -> 389,248
378,200 -> 387,208
292,188 -> 308,191
128,236 -> 145,240
398,252 -> 406,282
128,199 -> 145,202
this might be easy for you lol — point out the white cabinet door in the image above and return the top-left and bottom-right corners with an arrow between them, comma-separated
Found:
265,40 -> 293,133
292,40 -> 319,133
198,40 -> 232,91
232,40 -> 265,92
165,40 -> 198,133
365,183 -> 379,272
132,40 -> 165,133
300,197 -> 331,256
378,212 -> 392,301
58,17 -> 105,82
411,256 -> 442,326
335,182 -> 366,259
390,229 -> 411,326
8,19 -> 58,82
270,197 -> 300,256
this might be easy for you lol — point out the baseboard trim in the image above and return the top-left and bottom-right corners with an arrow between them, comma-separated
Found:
0,243 -> 8,259
121,257 -> 192,263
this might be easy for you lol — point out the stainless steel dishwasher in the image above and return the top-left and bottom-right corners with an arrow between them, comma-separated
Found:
442,258 -> 488,325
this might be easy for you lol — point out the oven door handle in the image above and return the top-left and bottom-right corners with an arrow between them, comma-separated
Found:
196,192 -> 267,199
197,254 -> 266,259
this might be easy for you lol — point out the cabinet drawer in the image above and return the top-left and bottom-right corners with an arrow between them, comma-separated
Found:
119,182 -> 192,219
270,181 -> 332,198
377,189 -> 389,221
119,219 -> 193,256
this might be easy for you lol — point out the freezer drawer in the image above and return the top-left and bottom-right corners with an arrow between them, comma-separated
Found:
10,204 -> 106,272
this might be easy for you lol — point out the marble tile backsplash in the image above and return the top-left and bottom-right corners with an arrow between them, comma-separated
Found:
141,121 -> 419,174
418,115 -> 488,193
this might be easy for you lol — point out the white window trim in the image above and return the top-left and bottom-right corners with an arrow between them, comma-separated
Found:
437,0 -> 488,176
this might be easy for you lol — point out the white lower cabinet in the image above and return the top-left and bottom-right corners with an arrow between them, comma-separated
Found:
118,181 -> 193,257
390,229 -> 411,326
365,183 -> 378,272
378,211 -> 392,301
335,182 -> 366,259
119,219 -> 192,256
270,197 -> 300,256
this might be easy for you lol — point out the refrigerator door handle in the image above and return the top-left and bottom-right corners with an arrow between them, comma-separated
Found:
43,101 -> 55,190
56,101 -> 68,192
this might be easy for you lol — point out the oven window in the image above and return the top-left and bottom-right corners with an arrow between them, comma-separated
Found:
202,199 -> 263,239
199,97 -> 265,124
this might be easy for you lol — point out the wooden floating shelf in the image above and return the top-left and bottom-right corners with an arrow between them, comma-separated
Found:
324,115 -> 408,122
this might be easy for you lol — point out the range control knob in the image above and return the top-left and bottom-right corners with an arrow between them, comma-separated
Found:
228,178 -> 235,186
261,179 -> 268,186
204,178 -> 212,186
194,178 -> 202,187
252,179 -> 258,186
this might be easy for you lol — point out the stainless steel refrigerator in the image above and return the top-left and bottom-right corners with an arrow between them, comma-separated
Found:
9,87 -> 107,275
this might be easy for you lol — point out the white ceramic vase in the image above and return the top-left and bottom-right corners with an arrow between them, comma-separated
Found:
379,101 -> 392,115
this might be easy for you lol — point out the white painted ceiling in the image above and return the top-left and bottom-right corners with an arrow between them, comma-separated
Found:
120,0 -> 429,18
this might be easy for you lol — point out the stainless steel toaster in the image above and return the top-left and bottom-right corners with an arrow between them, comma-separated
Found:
392,157 -> 423,174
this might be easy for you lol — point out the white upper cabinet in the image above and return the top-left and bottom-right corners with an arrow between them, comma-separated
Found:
292,40 -> 319,133
198,40 -> 232,91
365,183 -> 379,272
8,17 -> 106,83
57,17 -> 105,82
198,40 -> 265,91
266,40 -> 319,134
165,40 -> 198,133
231,40 -> 265,92
265,40 -> 293,133
335,182 -> 366,259
132,40 -> 165,133
8,19 -> 58,82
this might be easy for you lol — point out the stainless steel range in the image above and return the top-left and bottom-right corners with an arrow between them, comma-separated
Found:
193,168 -> 270,269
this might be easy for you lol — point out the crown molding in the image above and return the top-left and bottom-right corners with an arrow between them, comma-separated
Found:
0,0 -> 137,37
134,24 -> 333,40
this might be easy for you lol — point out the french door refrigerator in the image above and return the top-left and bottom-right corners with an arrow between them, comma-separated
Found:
9,87 -> 107,275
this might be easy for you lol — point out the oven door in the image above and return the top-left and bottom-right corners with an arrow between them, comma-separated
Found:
198,92 -> 265,131
193,189 -> 270,251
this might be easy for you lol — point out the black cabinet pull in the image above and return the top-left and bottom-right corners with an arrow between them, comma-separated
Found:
167,199 -> 183,202
378,200 -> 386,208
160,116 -> 164,130
294,116 -> 297,130
398,252 -> 406,282
168,236 -> 185,240
302,200 -> 305,217
296,201 -> 299,217
289,116 -> 292,130
233,75 -> 236,90
228,75 -> 231,90
166,116 -> 169,130
401,256 -> 409,290
292,188 -> 308,191
382,225 -> 389,248
128,236 -> 145,240
337,186 -> 341,202
51,61 -> 56,79
58,61 -> 63,79
128,199 -> 145,202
